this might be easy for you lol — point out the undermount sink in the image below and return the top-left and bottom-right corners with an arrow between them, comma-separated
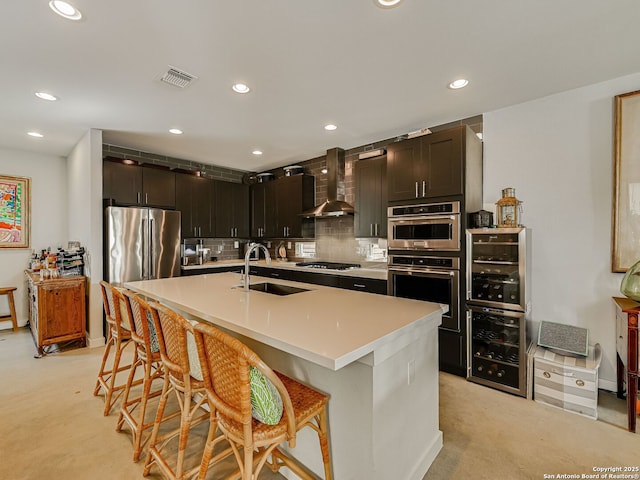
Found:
246,282 -> 310,296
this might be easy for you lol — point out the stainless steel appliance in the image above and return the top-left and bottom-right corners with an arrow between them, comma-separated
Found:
388,254 -> 460,331
387,201 -> 461,251
466,227 -> 531,397
105,206 -> 181,285
296,261 -> 361,270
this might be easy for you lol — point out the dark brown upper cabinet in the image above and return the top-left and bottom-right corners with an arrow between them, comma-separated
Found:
175,173 -> 214,238
274,175 -> 315,238
249,175 -> 315,239
355,154 -> 387,238
103,159 -> 176,209
250,181 -> 277,238
214,180 -> 249,238
387,127 -> 465,203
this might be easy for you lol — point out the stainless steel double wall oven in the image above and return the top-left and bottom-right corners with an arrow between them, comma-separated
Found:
387,200 -> 469,375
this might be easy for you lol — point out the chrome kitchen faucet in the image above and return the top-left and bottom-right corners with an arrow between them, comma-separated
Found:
244,243 -> 271,291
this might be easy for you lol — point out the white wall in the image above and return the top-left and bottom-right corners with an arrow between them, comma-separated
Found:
67,129 -> 104,346
484,71 -> 640,389
0,147 -> 67,328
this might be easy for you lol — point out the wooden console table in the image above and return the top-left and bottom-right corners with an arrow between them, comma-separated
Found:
25,271 -> 86,357
613,297 -> 639,433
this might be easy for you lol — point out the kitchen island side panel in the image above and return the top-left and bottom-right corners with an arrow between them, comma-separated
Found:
176,310 -> 442,480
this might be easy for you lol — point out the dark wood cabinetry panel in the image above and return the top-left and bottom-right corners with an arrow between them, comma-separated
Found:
142,167 -> 177,208
438,328 -> 466,377
355,155 -> 387,238
103,159 -> 175,209
387,137 -> 422,202
103,160 -> 143,205
275,175 -> 315,238
214,180 -> 249,238
176,173 -> 214,238
250,181 -> 277,238
387,126 -> 465,202
250,175 -> 315,239
422,129 -> 463,198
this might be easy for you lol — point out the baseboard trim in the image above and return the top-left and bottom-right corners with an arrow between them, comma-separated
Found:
87,336 -> 105,348
409,430 -> 443,480
598,378 -> 617,393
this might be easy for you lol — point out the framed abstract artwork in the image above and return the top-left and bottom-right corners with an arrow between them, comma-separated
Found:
0,174 -> 30,248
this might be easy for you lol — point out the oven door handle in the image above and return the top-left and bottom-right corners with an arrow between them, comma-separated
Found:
389,267 -> 456,276
389,214 -> 458,222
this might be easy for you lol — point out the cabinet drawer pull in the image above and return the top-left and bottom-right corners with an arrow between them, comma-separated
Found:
354,283 -> 366,288
543,371 -> 551,378
576,379 -> 585,387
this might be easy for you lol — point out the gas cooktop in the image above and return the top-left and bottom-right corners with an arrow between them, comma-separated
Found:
295,261 -> 361,271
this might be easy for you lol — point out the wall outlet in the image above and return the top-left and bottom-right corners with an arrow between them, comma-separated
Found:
287,242 -> 292,249
407,360 -> 415,385
234,241 -> 239,248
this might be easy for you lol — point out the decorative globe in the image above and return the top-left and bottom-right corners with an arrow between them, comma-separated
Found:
620,259 -> 640,301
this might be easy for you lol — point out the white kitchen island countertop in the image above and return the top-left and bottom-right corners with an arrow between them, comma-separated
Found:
125,272 -> 444,480
126,272 -> 444,370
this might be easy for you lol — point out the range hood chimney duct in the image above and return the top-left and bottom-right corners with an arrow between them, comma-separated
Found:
302,147 -> 354,218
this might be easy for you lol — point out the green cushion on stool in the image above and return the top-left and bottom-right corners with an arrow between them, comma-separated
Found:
250,366 -> 283,425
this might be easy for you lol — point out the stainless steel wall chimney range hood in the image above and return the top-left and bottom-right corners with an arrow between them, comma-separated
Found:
302,147 -> 355,218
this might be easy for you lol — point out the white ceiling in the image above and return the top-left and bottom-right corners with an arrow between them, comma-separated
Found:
3,1 -> 640,172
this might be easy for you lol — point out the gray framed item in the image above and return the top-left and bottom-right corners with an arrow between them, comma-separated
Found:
537,320 -> 589,357
612,89 -> 640,272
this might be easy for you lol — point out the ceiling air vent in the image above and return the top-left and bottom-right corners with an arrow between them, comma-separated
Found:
160,66 -> 198,88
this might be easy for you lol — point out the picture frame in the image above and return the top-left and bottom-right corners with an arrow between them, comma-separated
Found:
612,89 -> 640,272
0,174 -> 31,249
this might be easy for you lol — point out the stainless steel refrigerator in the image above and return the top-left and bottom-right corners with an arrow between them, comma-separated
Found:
105,206 -> 181,286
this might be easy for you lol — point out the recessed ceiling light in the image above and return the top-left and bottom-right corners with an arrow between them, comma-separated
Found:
27,131 -> 44,138
35,92 -> 58,101
232,83 -> 250,94
169,128 -> 183,135
375,0 -> 402,8
324,124 -> 337,131
252,150 -> 263,155
49,1 -> 82,20
448,78 -> 469,89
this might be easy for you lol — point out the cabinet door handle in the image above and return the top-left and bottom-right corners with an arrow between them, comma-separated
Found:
353,283 -> 366,289
193,227 -> 197,237
375,223 -> 379,236
199,227 -> 202,237
145,193 -> 149,204
137,192 -> 141,204
370,224 -> 374,236
422,180 -> 426,197
415,181 -> 419,198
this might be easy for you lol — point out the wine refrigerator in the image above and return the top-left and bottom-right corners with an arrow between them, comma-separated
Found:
466,227 -> 531,396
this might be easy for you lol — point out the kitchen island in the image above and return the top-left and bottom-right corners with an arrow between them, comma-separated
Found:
126,272 -> 444,480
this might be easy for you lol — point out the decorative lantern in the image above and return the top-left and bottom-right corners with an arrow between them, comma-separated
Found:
495,187 -> 523,227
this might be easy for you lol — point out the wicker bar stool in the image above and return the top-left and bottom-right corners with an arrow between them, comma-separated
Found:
0,287 -> 18,332
115,289 -> 168,461
94,281 -> 137,416
143,302 -> 223,480
192,321 -> 332,480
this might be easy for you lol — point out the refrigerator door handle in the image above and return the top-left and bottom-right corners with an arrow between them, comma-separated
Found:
141,218 -> 148,279
149,218 -> 155,278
